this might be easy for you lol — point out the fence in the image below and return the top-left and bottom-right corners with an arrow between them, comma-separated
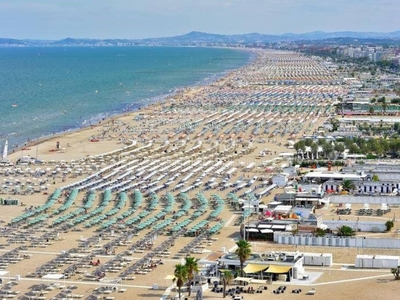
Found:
274,232 -> 400,249
330,195 -> 400,205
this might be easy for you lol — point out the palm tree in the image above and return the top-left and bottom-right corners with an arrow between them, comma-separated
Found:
221,270 -> 234,298
341,179 -> 355,192
294,140 -> 306,159
382,97 -> 387,115
235,239 -> 251,277
311,143 -> 319,160
185,256 -> 199,297
322,142 -> 334,159
336,225 -> 356,237
391,266 -> 400,280
173,264 -> 188,300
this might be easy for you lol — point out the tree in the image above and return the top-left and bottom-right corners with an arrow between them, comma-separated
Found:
336,225 -> 356,237
184,256 -> 199,297
310,143 -> 319,160
304,139 -> 314,147
322,142 -> 334,159
348,143 -> 359,154
341,179 -> 356,192
314,228 -> 327,237
221,270 -> 234,298
369,106 -> 375,115
372,174 -> 379,182
391,266 -> 400,280
382,97 -> 387,115
173,264 -> 188,300
235,239 -> 251,277
294,140 -> 306,159
334,143 -> 345,157
385,220 -> 394,232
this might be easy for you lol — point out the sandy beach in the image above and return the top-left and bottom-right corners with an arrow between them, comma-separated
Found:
1,49 -> 399,300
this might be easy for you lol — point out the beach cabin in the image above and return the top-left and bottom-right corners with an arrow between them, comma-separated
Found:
355,255 -> 400,269
282,165 -> 299,178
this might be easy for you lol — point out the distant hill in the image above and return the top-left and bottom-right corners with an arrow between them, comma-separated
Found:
137,30 -> 400,45
0,38 -> 27,45
1,30 -> 400,46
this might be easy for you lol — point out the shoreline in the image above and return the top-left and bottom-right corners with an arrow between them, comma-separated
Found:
5,46 -> 255,154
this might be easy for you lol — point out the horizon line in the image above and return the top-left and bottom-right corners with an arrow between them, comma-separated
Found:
2,29 -> 400,42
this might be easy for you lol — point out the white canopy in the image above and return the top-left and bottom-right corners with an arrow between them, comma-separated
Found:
42,273 -> 64,279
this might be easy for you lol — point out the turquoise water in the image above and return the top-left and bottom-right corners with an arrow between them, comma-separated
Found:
0,46 -> 251,150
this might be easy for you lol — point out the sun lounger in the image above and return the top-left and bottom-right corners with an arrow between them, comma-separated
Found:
306,288 -> 316,295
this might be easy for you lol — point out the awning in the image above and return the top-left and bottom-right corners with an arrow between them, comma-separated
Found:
257,224 -> 272,228
266,265 -> 291,274
234,277 -> 252,282
250,279 -> 268,284
164,275 -> 176,280
246,228 -> 259,232
271,225 -> 286,229
243,264 -> 268,274
260,229 -> 274,233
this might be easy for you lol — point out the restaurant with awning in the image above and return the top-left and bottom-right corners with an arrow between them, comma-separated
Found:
218,250 -> 304,283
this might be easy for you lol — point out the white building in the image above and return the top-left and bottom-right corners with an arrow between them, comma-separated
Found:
272,174 -> 288,187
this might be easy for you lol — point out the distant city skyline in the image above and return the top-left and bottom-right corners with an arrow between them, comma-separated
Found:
0,0 -> 399,40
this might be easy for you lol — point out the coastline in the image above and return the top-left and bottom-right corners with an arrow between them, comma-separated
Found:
4,46 -> 255,154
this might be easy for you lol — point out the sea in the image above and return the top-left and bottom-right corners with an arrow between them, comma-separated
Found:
0,46 -> 252,151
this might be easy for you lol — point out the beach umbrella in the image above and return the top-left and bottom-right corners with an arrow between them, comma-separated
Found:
2,140 -> 8,160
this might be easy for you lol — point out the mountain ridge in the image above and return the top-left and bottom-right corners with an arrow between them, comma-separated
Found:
1,30 -> 400,46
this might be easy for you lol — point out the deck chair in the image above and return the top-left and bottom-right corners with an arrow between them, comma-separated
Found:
306,288 -> 316,295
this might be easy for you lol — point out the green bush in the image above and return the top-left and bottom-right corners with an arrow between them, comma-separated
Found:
386,220 -> 395,232
314,228 -> 327,237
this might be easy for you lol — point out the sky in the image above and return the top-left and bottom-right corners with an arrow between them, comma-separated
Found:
0,0 -> 399,40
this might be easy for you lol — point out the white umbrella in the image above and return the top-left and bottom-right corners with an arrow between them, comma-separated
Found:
2,140 -> 8,160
